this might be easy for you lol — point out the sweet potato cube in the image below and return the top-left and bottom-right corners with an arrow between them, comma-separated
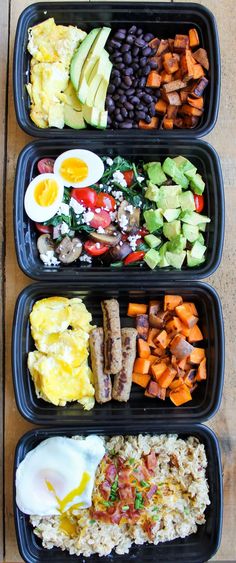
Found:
178,357 -> 188,371
156,39 -> 169,56
163,117 -> 173,129
189,28 -> 200,48
191,77 -> 208,97
196,357 -> 207,381
169,377 -> 184,390
180,104 -> 203,117
181,49 -> 196,77
158,367 -> 177,388
163,53 -> 179,74
155,330 -> 170,349
147,328 -> 159,347
174,117 -> 185,128
183,115 -> 199,128
149,300 -> 161,314
164,91 -> 181,106
162,80 -> 186,93
175,304 -> 198,328
146,71 -> 162,88
174,34 -> 189,51
133,358 -> 151,374
183,302 -> 198,316
166,316 -> 183,335
138,338 -> 151,359
167,105 -> 178,119
169,383 -> 192,406
184,368 -> 197,388
164,295 -> 183,311
168,38 -> 175,52
192,48 -> 209,70
151,361 -> 167,381
155,99 -> 167,114
160,71 -> 172,84
148,37 -> 160,52
139,117 -> 159,129
187,94 -> 204,110
188,324 -> 204,343
181,326 -> 191,338
170,334 -> 195,360
189,348 -> 206,365
193,64 -> 205,80
132,373 -> 151,388
145,380 -> 166,400
180,90 -> 189,103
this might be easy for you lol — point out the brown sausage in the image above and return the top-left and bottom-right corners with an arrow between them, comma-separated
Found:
101,299 -> 122,375
89,328 -> 112,403
112,328 -> 137,402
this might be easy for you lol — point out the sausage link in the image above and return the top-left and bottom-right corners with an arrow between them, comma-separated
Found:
89,328 -> 112,403
112,328 -> 137,402
101,299 -> 122,374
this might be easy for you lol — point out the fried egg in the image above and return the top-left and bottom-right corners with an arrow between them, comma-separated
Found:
24,173 -> 64,222
16,435 -> 105,516
53,150 -> 104,188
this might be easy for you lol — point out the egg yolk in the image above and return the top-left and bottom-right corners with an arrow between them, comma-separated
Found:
34,179 -> 59,206
59,157 -> 88,183
45,471 -> 91,513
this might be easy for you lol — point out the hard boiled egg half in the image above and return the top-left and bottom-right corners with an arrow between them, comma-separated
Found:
53,149 -> 104,188
16,435 -> 105,516
24,173 -> 64,222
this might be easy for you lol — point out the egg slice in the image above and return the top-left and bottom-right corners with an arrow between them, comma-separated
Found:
24,173 -> 64,222
53,149 -> 104,188
16,435 -> 105,516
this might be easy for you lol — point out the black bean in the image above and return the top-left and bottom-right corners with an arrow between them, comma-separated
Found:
136,110 -> 146,120
121,43 -> 131,53
132,46 -> 139,57
132,56 -> 139,63
139,77 -> 146,88
110,39 -> 122,49
136,28 -> 143,36
131,96 -> 140,104
106,97 -> 115,110
115,107 -> 121,115
124,101 -> 134,110
132,63 -> 139,71
125,87 -> 134,96
117,63 -> 125,70
120,95 -> 126,103
123,76 -> 132,87
129,111 -> 134,118
142,65 -> 151,76
124,67 -> 134,76
145,115 -> 152,124
128,25 -> 137,34
113,93 -> 120,101
137,103 -> 144,111
119,121 -> 133,128
116,114 -> 123,123
150,60 -> 158,70
137,69 -> 143,77
142,46 -> 152,57
134,38 -> 146,48
107,44 -> 114,54
145,87 -> 153,93
112,69 -> 120,77
113,77 -> 121,87
107,84 -> 116,94
114,56 -> 123,63
121,107 -> 128,118
143,93 -> 153,104
107,115 -> 112,125
144,32 -> 154,42
149,48 -> 157,56
140,56 -> 147,67
126,34 -> 135,45
115,30 -> 126,40
149,104 -> 156,117
124,52 -> 132,65
122,82 -> 131,90
116,88 -> 124,95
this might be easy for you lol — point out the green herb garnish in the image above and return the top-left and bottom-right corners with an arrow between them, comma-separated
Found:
89,519 -> 96,524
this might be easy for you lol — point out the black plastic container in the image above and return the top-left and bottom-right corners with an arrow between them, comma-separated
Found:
14,138 -> 224,282
12,281 -> 224,426
13,2 -> 220,139
14,424 -> 223,563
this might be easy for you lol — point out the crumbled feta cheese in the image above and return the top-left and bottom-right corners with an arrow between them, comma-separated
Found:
113,170 -> 127,188
110,211 -> 117,222
79,254 -> 92,263
70,198 -> 85,215
128,234 -> 141,251
60,222 -> 70,235
99,183 -> 104,189
125,204 -> 134,213
137,175 -> 145,183
83,210 -> 94,224
69,230 -> 75,237
106,157 -> 113,166
97,226 -> 105,234
40,251 -> 60,267
58,203 -> 70,216
75,241 -> 82,248
112,190 -> 123,202
95,208 -> 101,213
119,214 -> 129,230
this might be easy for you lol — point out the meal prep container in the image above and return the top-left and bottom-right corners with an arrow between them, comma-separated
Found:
13,2 -> 220,139
14,423 -> 223,563
12,281 -> 224,426
14,138 -> 224,282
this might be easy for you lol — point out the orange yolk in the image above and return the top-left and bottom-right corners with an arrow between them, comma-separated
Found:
59,157 -> 88,183
34,179 -> 59,206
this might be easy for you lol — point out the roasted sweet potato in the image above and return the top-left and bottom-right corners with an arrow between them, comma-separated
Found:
164,91 -> 181,106
146,71 -> 162,88
133,358 -> 151,374
149,300 -> 161,315
183,115 -> 199,128
169,383 -> 192,406
166,105 -> 178,119
164,295 -> 183,311
145,380 -> 166,400
151,361 -> 167,381
180,89 -> 189,103
158,367 -> 177,388
192,48 -> 209,70
136,314 -> 149,341
155,330 -> 170,349
169,377 -> 184,390
155,98 -> 167,114
193,64 -> 205,80
138,338 -> 151,358
132,372 -> 151,388
189,28 -> 200,48
180,49 -> 196,77
163,53 -> 179,74
128,303 -> 148,316
184,368 -> 197,387
162,80 -> 186,93
170,334 -> 195,359
188,324 -> 203,343
180,104 -> 203,117
139,117 -> 159,129
147,328 -> 160,347
190,348 -> 205,365
163,117 -> 174,129
156,39 -> 169,56
166,316 -> 183,335
196,357 -> 207,380
187,94 -> 204,109
174,34 -> 190,52
160,70 -> 173,84
191,76 -> 208,97
148,37 -> 160,51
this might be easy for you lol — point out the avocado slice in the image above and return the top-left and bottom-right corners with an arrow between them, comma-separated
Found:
182,223 -> 199,243
144,209 -> 163,232
163,208 -> 181,222
166,250 -> 186,269
190,240 -> 206,260
187,251 -> 205,267
158,242 -> 170,268
64,104 -> 87,129
185,167 -> 198,181
82,105 -> 100,127
167,234 -> 186,254
180,211 -> 210,226
162,157 -> 189,190
173,156 -> 197,176
70,28 -> 100,91
190,173 -> 205,195
197,233 -> 205,245
94,61 -> 113,110
97,110 -> 108,129
78,27 -> 111,103
144,161 -> 167,186
163,220 -> 181,240
59,81 -> 82,111
145,181 -> 160,203
157,185 -> 182,210
179,190 -> 195,211
144,234 -> 162,248
144,248 -> 160,269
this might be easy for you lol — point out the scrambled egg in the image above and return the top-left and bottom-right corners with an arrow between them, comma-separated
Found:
26,18 -> 86,128
28,297 -> 95,409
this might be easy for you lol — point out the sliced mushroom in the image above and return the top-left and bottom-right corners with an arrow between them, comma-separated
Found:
37,234 -> 55,254
53,224 -> 62,239
55,235 -> 82,264
90,230 -> 121,247
109,242 -> 132,261
117,200 -> 140,232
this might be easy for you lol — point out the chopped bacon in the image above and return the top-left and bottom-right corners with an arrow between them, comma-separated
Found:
145,451 -> 157,471
116,456 -> 125,470
90,510 -> 110,523
118,468 -> 131,488
143,518 -> 156,540
118,485 -> 134,501
108,505 -> 123,524
146,484 -> 157,499
99,480 -> 111,500
105,463 -> 117,483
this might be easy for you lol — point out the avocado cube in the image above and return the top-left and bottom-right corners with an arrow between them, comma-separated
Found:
163,220 -> 181,240
190,240 -> 206,260
144,209 -> 163,233
199,222 -> 207,232
166,250 -> 186,269
185,167 -> 198,180
179,190 -> 195,211
187,251 -> 205,267
144,162 -> 167,186
190,173 -> 205,195
144,249 -> 160,269
174,156 -> 197,176
145,181 -> 160,203
158,185 -> 182,210
163,208 -> 181,222
197,233 -> 205,245
162,157 -> 189,190
158,242 -> 170,268
180,211 -> 211,226
182,223 -> 199,243
144,234 -> 162,248
167,234 -> 186,254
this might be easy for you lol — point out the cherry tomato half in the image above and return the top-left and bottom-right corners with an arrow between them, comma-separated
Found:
71,187 -> 97,209
37,158 -> 55,174
123,169 -> 134,187
194,194 -> 204,213
95,192 -> 116,211
124,250 -> 145,265
35,222 -> 52,234
89,209 -> 111,229
84,240 -> 109,256
138,227 -> 149,237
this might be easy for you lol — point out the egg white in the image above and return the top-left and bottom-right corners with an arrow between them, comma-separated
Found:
16,435 -> 105,516
53,149 -> 104,188
24,173 -> 64,222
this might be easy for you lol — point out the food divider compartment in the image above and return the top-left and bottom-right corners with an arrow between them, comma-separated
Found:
13,1 -> 220,138
12,281 -> 224,426
14,138 -> 224,281
14,424 -> 223,563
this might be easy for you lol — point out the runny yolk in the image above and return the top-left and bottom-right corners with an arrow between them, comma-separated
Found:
59,157 -> 88,183
34,179 -> 59,206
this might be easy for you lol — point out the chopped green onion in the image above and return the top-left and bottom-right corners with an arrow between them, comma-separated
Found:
140,480 -> 149,487
184,507 -> 190,515
89,519 -> 96,524
134,499 -> 141,509
136,492 -> 143,500
152,515 -> 160,521
128,457 -> 135,465
122,505 -> 130,511
102,501 -> 112,507
152,506 -> 159,512
133,468 -> 138,473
